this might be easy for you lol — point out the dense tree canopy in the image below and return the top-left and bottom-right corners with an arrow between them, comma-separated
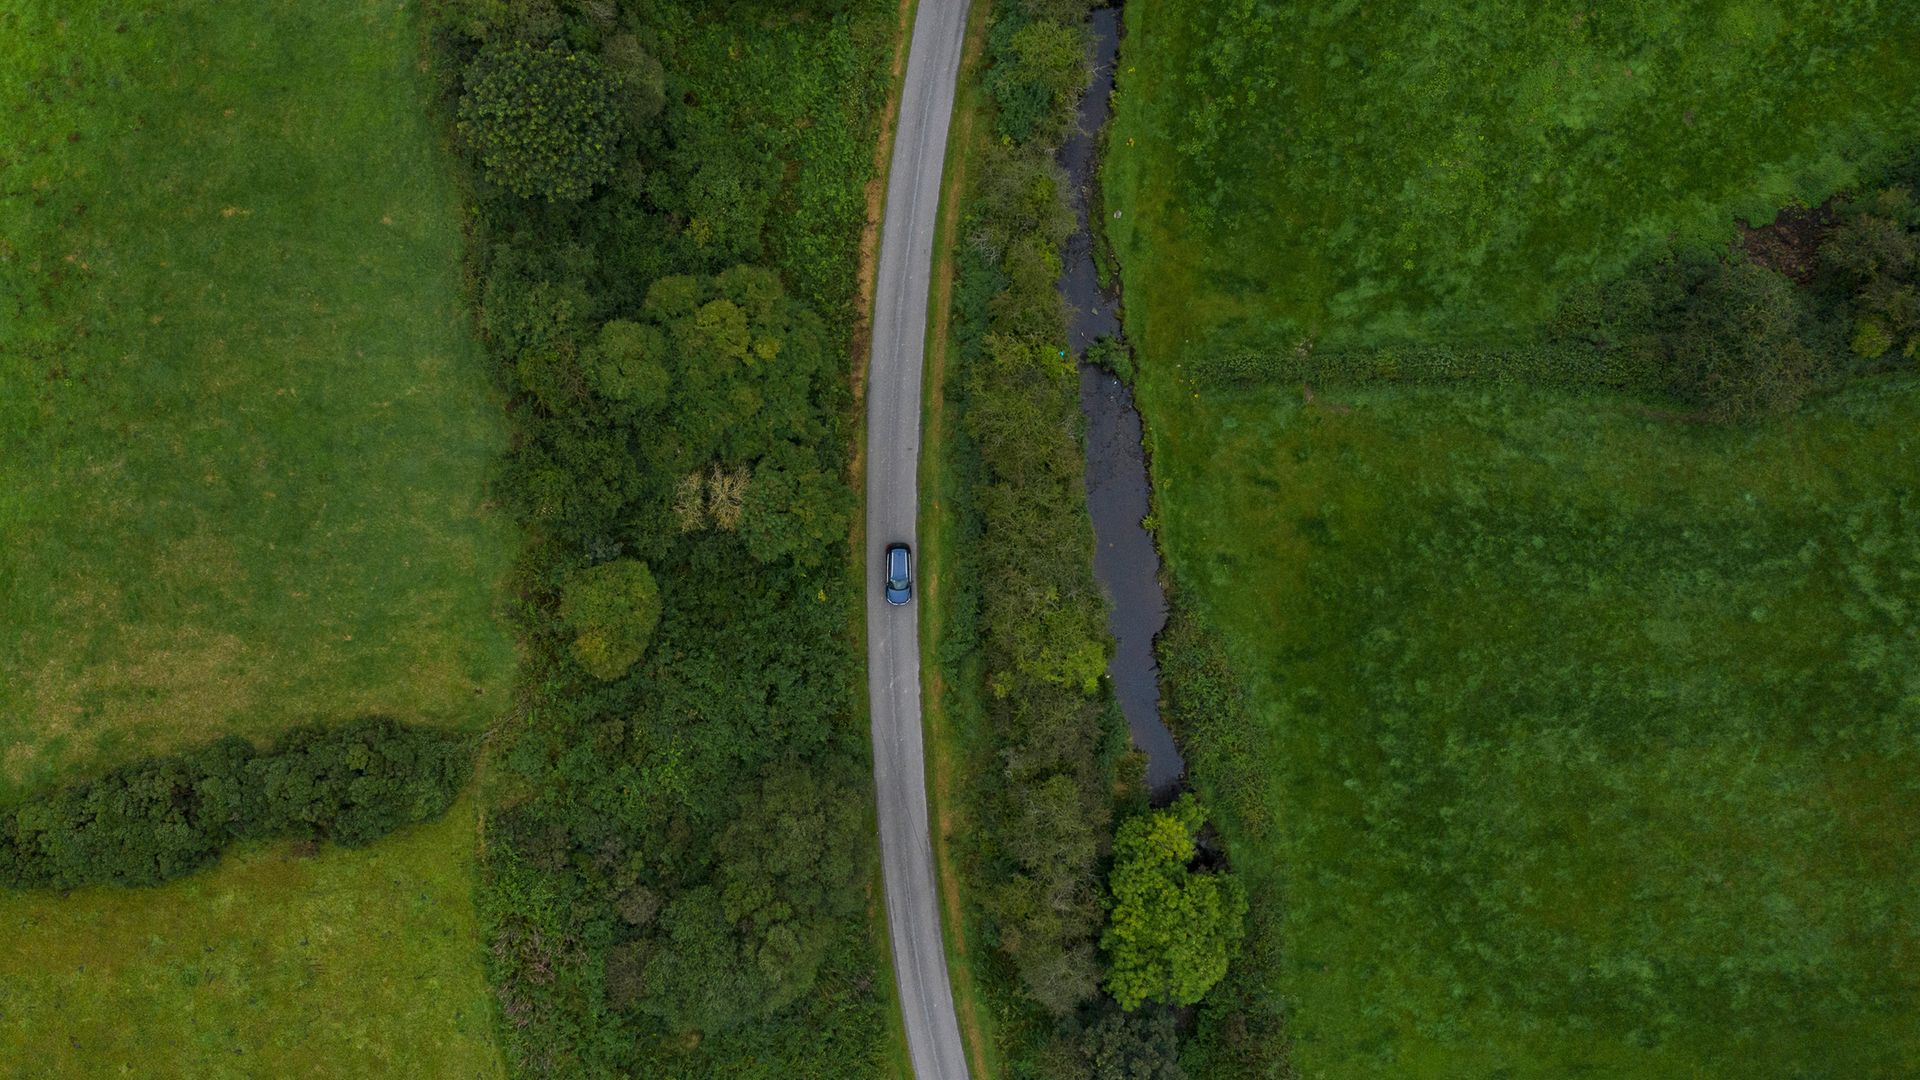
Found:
636,765 -> 869,1032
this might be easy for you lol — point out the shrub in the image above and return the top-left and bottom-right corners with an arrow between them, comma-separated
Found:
559,559 -> 661,680
1823,187 -> 1920,363
458,42 -> 619,201
986,14 -> 1088,146
0,719 -> 471,890
1087,335 -> 1135,385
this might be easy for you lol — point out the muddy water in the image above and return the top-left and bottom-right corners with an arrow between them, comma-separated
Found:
1061,7 -> 1185,800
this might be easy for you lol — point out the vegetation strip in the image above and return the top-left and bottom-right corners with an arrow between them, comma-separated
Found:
421,0 -> 907,1073
921,0 -> 1243,1074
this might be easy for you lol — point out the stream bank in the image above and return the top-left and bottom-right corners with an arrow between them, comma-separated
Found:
1059,6 -> 1185,800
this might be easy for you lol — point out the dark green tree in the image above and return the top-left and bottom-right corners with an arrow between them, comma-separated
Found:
738,457 -> 852,569
589,319 -> 671,416
458,43 -> 619,201
1661,259 -> 1824,423
634,765 -> 868,1032
1045,1002 -> 1187,1080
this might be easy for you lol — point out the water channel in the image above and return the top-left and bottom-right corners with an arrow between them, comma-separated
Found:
1059,7 -> 1186,800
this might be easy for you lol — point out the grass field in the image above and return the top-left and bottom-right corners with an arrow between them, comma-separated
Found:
1106,0 -> 1920,353
0,796 -> 504,1079
0,2 -> 513,1073
1147,374 -> 1920,1075
1107,1 -> 1920,1075
0,0 -> 516,800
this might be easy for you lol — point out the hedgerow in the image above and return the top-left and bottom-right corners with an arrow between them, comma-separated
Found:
1190,184 -> 1920,424
0,718 -> 471,890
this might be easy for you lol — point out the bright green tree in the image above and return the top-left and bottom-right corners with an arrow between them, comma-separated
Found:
1101,795 -> 1247,1010
559,559 -> 660,680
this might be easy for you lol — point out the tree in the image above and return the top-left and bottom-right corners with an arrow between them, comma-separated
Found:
1660,259 -> 1823,423
560,559 -> 661,680
1102,795 -> 1247,1010
1822,188 -> 1920,361
738,457 -> 852,568
602,34 -> 666,129
588,319 -> 671,416
713,764 -> 869,1013
458,43 -> 619,201
629,266 -> 841,471
641,885 -> 766,1032
1045,1001 -> 1187,1080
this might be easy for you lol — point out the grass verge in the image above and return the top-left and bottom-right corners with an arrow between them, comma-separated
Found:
918,4 -> 1005,1074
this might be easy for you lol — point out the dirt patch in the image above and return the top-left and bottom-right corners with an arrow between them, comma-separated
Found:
1737,198 -> 1839,284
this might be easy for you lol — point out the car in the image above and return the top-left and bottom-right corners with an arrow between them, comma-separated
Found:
884,543 -> 913,606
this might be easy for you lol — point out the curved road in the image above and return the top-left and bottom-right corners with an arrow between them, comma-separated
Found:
866,0 -> 971,1077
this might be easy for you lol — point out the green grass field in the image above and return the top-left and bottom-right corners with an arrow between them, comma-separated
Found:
1107,0 -> 1920,353
1108,1 -> 1920,1074
0,796 -> 504,1078
1147,375 -> 1920,1075
0,0 -> 516,799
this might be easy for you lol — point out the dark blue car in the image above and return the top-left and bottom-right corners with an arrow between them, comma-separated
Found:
885,543 -> 913,605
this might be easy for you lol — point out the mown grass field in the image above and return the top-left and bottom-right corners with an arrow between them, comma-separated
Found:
1107,1 -> 1920,1075
1106,0 -> 1920,353
0,0 -> 516,800
0,796 -> 504,1078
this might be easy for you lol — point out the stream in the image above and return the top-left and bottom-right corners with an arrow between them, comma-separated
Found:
1060,6 -> 1186,800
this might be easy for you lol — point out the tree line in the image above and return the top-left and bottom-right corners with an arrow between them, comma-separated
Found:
1196,157 -> 1920,422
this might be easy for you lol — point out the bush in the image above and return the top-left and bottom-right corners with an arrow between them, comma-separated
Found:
560,559 -> 662,680
1087,335 -> 1135,385
458,42 -> 619,201
1823,186 -> 1920,363
0,719 -> 472,890
986,15 -> 1089,145
1046,1001 -> 1187,1080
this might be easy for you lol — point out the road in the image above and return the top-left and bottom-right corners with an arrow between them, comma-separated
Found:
865,0 -> 971,1077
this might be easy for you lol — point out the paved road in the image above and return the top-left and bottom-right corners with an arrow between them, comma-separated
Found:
866,0 -> 971,1077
